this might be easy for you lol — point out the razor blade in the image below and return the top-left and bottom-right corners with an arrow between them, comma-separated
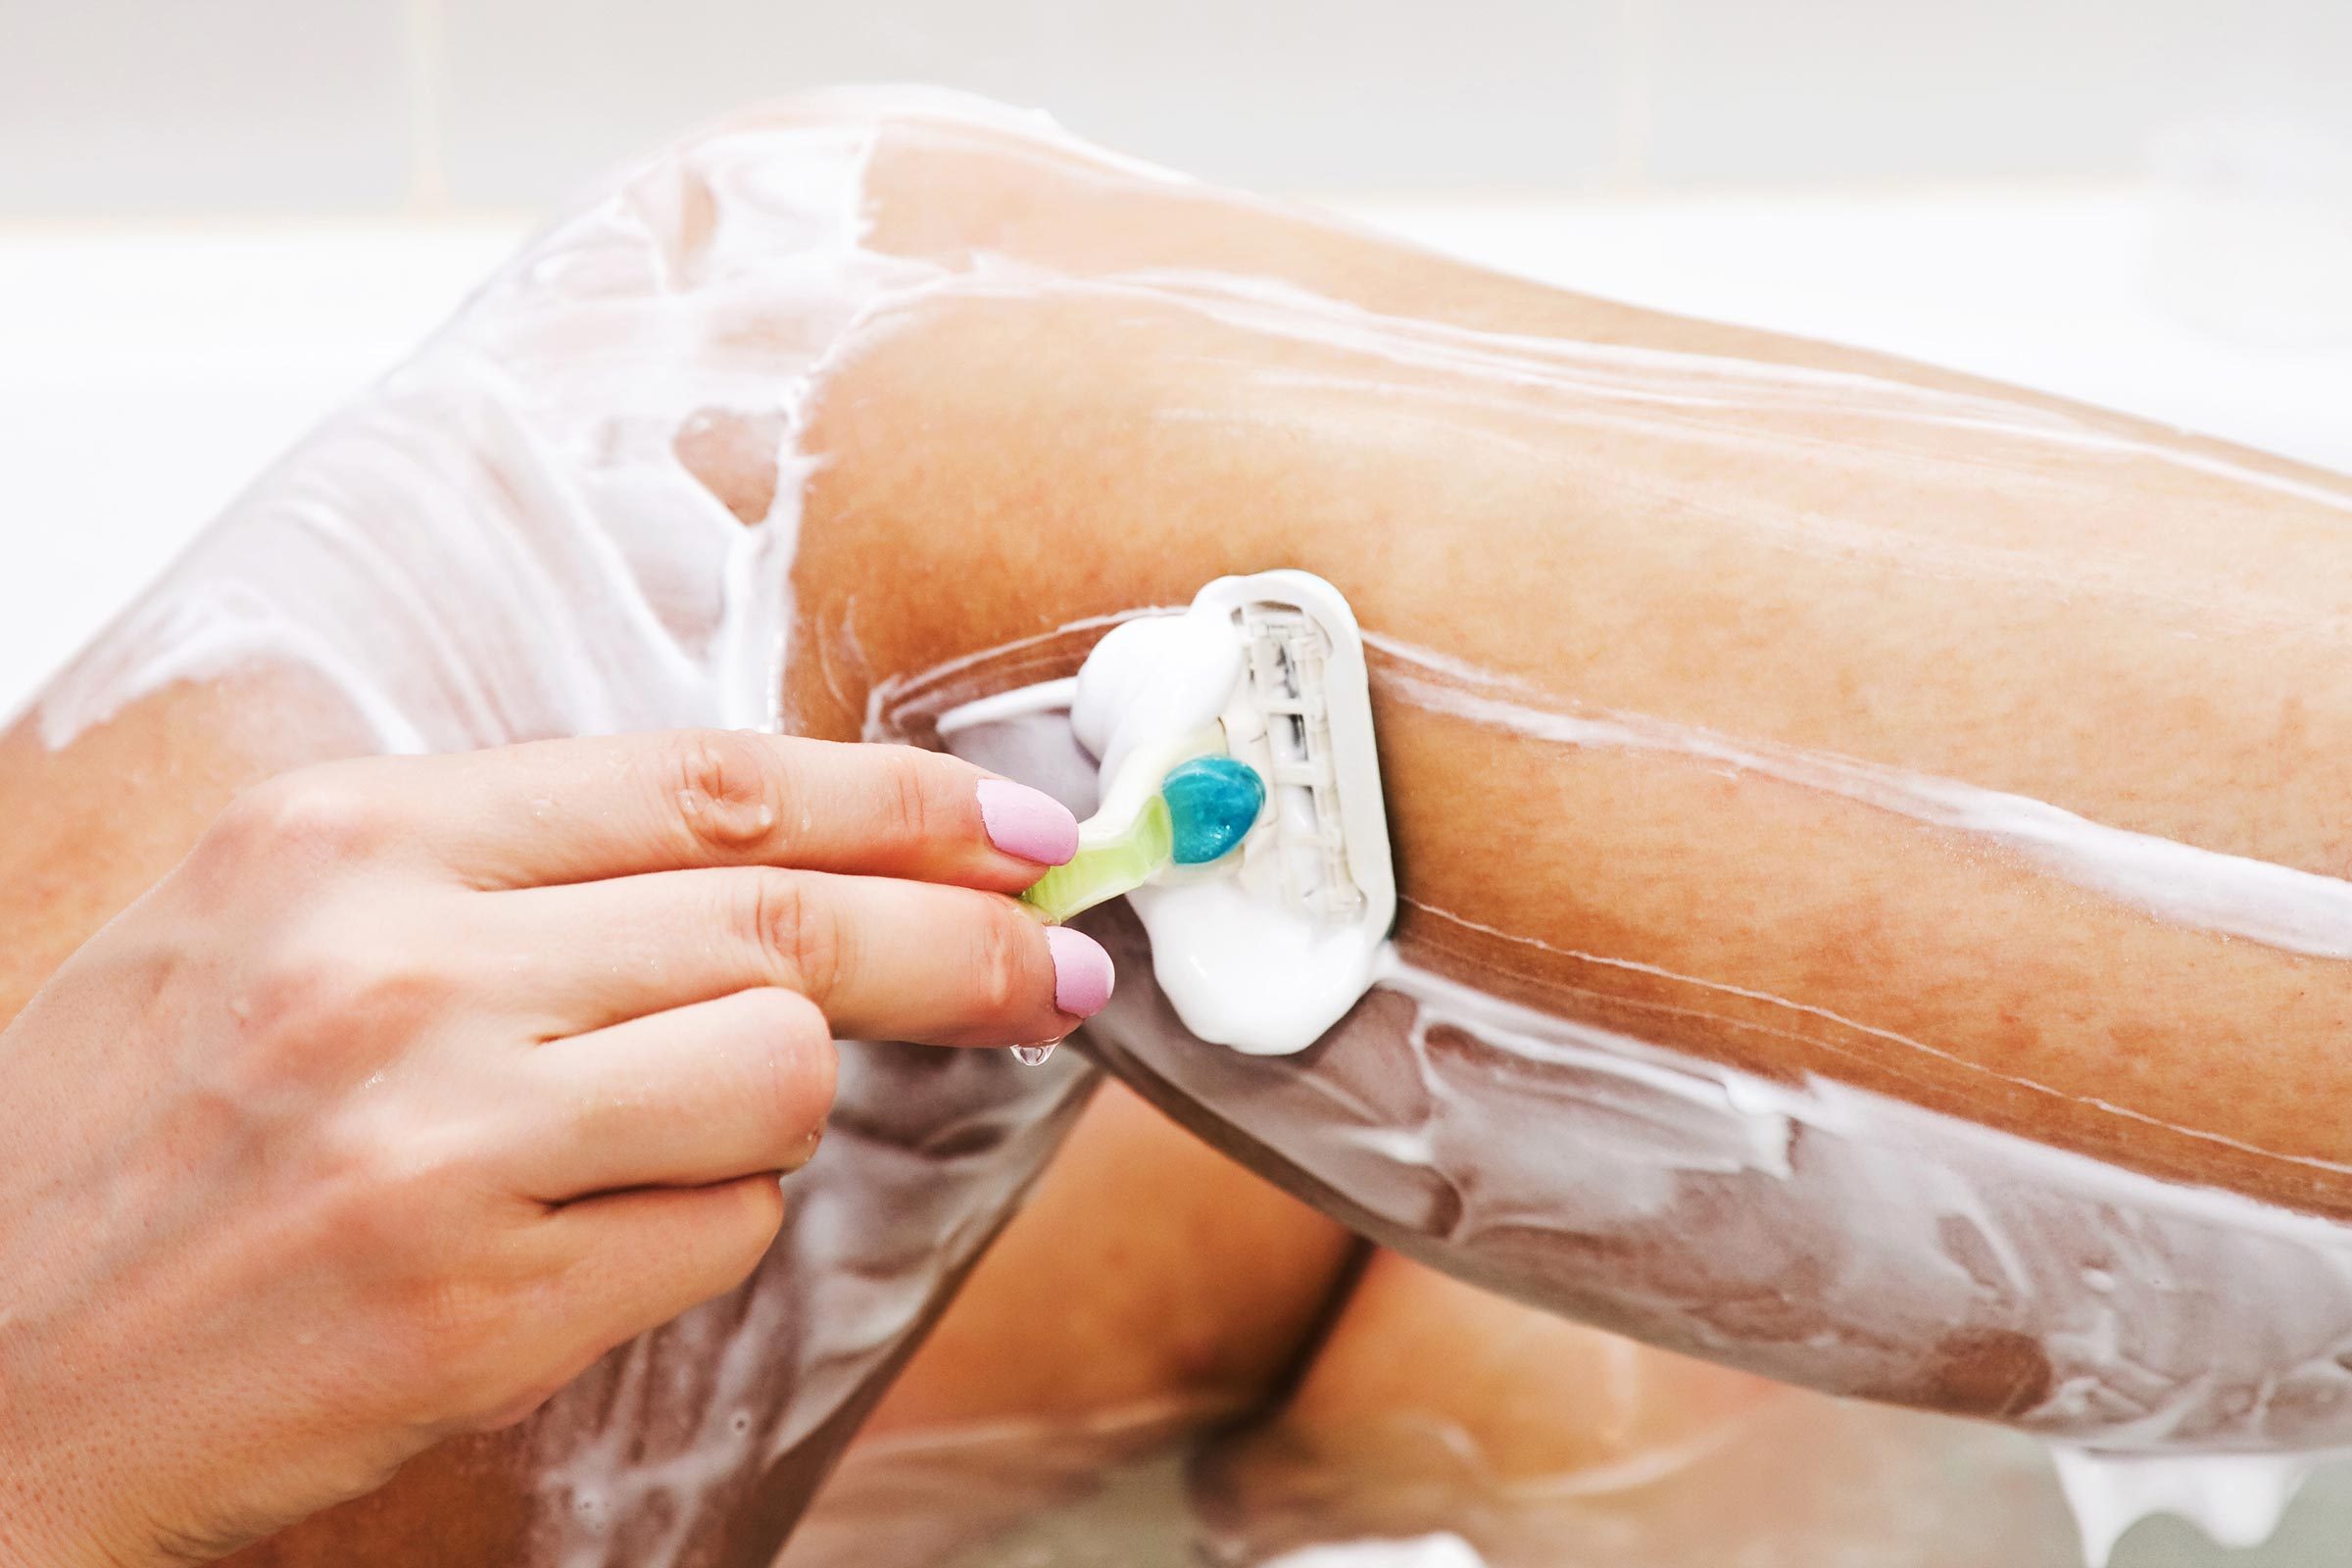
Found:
1194,572 -> 1392,927
1027,569 -> 1397,1054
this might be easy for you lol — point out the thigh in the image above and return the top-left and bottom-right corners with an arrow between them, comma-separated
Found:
782,1080 -> 1359,1567
1195,1253 -> 2082,1568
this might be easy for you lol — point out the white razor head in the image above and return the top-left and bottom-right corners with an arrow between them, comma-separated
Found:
1197,572 -> 1394,931
1068,569 -> 1397,1055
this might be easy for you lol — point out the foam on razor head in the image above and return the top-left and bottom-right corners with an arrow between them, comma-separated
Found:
1066,569 -> 1397,1054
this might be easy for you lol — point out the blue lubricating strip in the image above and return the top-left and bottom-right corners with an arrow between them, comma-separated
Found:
1162,755 -> 1267,866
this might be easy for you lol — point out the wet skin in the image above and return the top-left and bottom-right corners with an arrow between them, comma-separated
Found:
4,98 -> 2350,1565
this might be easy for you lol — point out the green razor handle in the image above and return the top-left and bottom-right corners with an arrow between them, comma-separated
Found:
1021,755 -> 1266,924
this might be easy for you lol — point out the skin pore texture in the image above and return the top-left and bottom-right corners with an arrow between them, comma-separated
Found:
7,85 -> 2352,1564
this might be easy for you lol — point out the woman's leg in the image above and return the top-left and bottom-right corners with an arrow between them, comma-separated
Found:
1193,1256 -> 2083,1568
8,85 -> 2352,1564
797,111 -> 2352,1207
791,100 -> 2352,1451
778,1081 -> 1356,1567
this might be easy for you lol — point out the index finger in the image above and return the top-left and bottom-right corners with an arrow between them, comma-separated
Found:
372,730 -> 1079,891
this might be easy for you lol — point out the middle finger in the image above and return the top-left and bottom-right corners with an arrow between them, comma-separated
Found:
472,867 -> 1114,1048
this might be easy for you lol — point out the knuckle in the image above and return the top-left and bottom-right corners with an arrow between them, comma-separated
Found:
314,1125 -> 486,1292
723,1176 -> 788,1258
872,746 -> 939,847
348,954 -> 453,1031
666,729 -> 780,857
319,1109 -> 469,1207
407,1276 -> 521,1410
752,1018 -> 835,1165
234,930 -> 451,1079
210,767 -> 388,870
737,982 -> 827,1043
967,902 -> 1035,1020
296,1118 -> 530,1424
676,1179 -> 788,1303
385,1237 -> 528,1405
231,966 -> 341,1078
745,871 -> 845,1001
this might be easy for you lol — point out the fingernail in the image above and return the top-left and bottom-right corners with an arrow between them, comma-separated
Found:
977,779 -> 1080,866
1045,926 -> 1114,1018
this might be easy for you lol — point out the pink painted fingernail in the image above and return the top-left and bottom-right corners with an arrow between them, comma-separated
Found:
976,779 -> 1079,866
1046,927 -> 1115,1018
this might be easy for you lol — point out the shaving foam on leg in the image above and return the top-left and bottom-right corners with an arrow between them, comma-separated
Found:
981,570 -> 1397,1055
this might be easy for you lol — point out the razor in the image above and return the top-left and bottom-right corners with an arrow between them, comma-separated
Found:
1017,569 -> 1397,1055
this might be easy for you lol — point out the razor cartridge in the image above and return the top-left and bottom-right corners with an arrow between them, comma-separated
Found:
1022,569 -> 1397,1054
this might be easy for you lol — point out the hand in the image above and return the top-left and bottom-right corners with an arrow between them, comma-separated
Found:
0,730 -> 1106,1567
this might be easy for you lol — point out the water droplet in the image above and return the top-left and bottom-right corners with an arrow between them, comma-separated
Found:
1010,1043 -> 1056,1066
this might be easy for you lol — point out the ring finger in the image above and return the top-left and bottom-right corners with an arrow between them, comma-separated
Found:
501,986 -> 837,1201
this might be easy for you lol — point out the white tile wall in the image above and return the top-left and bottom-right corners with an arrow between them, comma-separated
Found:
0,0 -> 2346,208
430,0 -> 1628,203
1642,0 -> 2352,185
0,0 -> 415,212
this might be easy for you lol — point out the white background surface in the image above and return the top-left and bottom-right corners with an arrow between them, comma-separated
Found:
4,187 -> 2349,722
0,0 -> 2346,207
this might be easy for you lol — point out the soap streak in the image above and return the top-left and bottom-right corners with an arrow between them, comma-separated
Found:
1406,898 -> 2352,1180
1370,635 -> 2352,964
